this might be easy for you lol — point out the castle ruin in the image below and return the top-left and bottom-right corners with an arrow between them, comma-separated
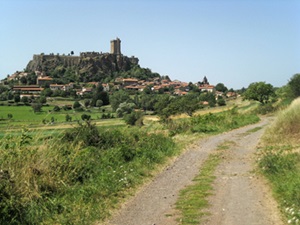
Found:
110,38 -> 121,55
26,38 -> 139,77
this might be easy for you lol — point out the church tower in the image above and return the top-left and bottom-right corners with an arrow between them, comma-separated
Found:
110,38 -> 121,55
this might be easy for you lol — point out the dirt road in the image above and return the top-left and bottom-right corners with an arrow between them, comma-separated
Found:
104,117 -> 283,225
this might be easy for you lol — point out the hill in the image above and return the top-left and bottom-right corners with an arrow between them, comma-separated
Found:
25,38 -> 160,83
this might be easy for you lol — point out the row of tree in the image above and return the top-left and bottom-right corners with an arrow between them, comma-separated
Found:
243,73 -> 300,104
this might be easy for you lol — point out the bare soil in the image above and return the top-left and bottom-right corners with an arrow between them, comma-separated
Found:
102,117 -> 284,225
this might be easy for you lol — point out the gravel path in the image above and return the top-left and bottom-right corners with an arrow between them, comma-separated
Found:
103,117 -> 283,225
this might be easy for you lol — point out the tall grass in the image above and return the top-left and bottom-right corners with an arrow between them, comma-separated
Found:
263,98 -> 300,144
258,98 -> 300,225
0,123 -> 176,224
166,107 -> 260,136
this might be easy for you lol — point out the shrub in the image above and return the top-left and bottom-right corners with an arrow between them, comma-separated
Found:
81,114 -> 91,121
124,111 -> 144,126
53,105 -> 61,112
255,103 -> 276,115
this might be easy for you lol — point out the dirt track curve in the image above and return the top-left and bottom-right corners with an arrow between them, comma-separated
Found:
103,117 -> 283,225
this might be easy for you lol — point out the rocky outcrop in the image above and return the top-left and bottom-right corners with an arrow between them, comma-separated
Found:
26,53 -> 139,81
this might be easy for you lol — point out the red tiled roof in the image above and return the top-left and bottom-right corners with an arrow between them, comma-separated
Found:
13,87 -> 44,91
38,76 -> 52,80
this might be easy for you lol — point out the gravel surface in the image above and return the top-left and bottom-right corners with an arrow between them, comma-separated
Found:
102,117 -> 283,225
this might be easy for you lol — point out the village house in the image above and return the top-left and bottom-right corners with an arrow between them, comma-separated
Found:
122,78 -> 138,86
49,83 -> 74,92
7,72 -> 28,82
76,87 -> 93,96
37,76 -> 53,86
124,85 -> 145,92
198,84 -> 215,92
12,85 -> 44,95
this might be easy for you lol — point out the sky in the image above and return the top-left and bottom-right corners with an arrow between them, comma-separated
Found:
0,0 -> 299,89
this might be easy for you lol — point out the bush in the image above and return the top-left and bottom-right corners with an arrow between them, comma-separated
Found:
124,111 -> 144,126
53,105 -> 61,112
81,114 -> 91,121
255,103 -> 276,115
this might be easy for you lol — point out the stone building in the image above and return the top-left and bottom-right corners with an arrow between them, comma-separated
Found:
110,38 -> 121,55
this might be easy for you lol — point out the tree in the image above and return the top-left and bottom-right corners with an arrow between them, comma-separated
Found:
288,73 -> 300,98
116,102 -> 135,117
217,96 -> 226,106
41,88 -> 53,97
14,94 -> 20,103
53,105 -> 61,112
215,83 -> 228,92
109,90 -> 131,111
124,111 -> 144,126
21,96 -> 29,104
81,114 -> 91,121
65,114 -> 72,122
96,99 -> 103,107
84,99 -> 90,108
32,103 -> 42,113
20,76 -> 27,85
243,82 -> 275,104
39,96 -> 47,104
73,101 -> 81,109
7,113 -> 13,119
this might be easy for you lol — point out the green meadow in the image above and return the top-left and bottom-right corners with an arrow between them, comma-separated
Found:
0,105 -> 124,138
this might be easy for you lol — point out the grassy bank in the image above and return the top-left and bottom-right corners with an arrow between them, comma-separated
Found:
257,98 -> 300,225
166,107 -> 260,136
0,106 -> 260,224
0,124 -> 177,224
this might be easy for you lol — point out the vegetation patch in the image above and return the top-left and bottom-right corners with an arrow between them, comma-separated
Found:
0,123 -> 177,224
257,98 -> 300,224
167,107 -> 260,136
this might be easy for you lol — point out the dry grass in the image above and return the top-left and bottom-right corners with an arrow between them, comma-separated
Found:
262,97 -> 300,146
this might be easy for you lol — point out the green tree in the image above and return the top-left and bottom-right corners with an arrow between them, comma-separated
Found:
199,92 -> 216,107
116,102 -> 135,117
154,94 -> 173,119
39,96 -> 47,104
243,82 -> 275,104
215,83 -> 228,92
65,114 -> 72,122
124,111 -> 144,126
84,99 -> 90,108
26,72 -> 37,85
73,101 -> 81,109
140,93 -> 157,111
109,90 -> 131,111
41,88 -> 53,97
14,94 -> 20,103
81,114 -> 91,121
170,94 -> 201,117
96,99 -> 103,107
53,105 -> 61,112
32,103 -> 42,113
20,76 -> 27,85
21,96 -> 29,104
217,96 -> 226,106
288,73 -> 300,98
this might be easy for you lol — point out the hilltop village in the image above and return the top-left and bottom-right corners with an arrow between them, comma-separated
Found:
0,38 -> 237,103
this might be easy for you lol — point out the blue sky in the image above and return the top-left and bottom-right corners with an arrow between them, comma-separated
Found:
1,0 -> 299,89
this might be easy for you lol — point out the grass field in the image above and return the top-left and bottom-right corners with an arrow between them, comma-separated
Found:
0,104 -> 122,137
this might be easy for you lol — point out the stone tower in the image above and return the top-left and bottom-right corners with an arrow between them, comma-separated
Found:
110,38 -> 121,55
